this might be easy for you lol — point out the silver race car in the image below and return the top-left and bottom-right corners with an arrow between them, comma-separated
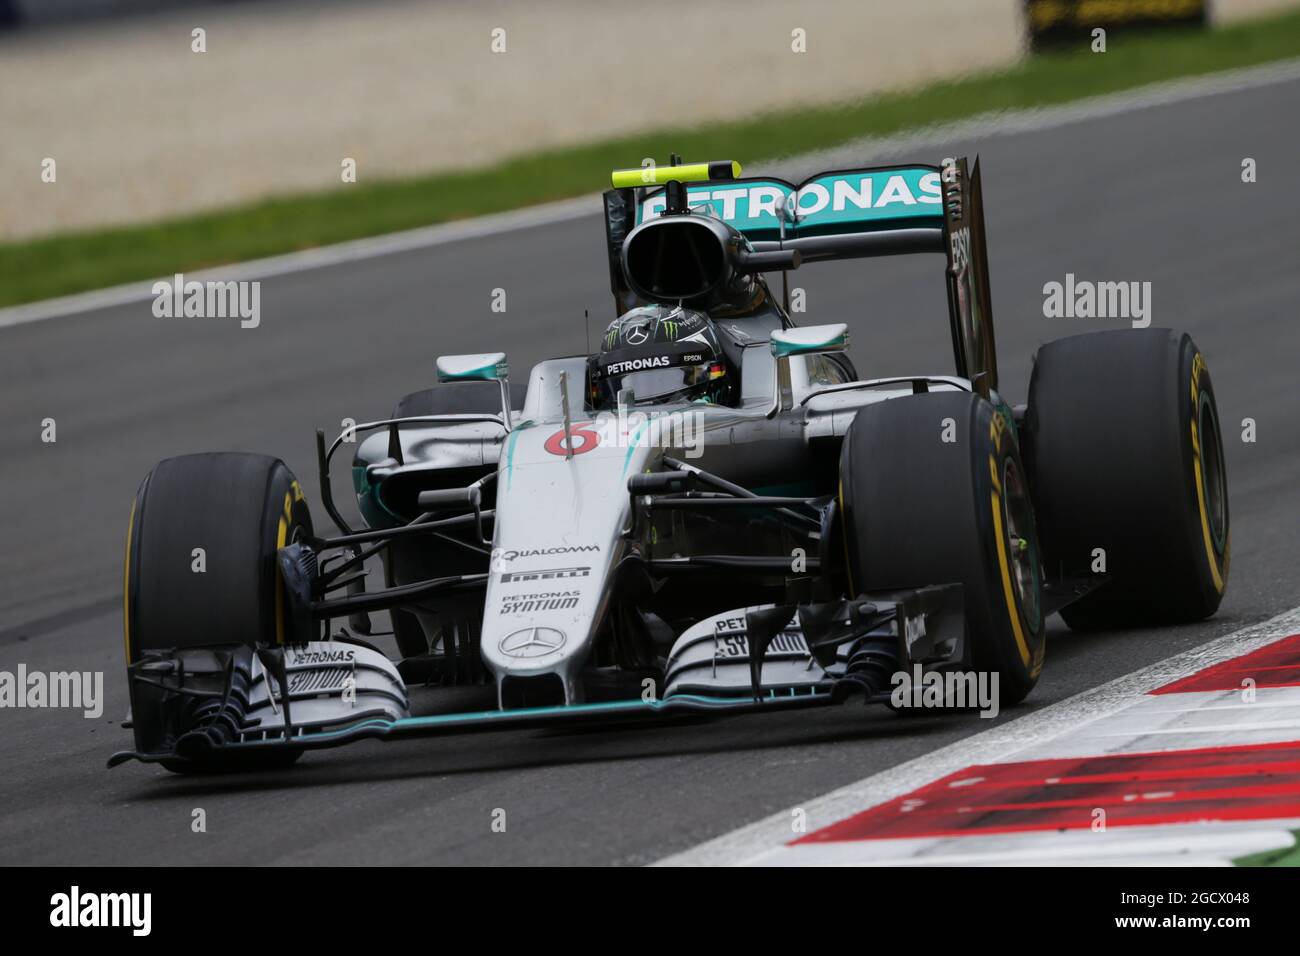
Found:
113,156 -> 1230,771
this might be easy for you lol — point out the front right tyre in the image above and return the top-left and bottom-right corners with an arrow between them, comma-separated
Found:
838,390 -> 1046,706
125,452 -> 311,772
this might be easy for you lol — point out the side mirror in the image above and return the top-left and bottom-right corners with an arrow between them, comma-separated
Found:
769,324 -> 849,359
434,352 -> 512,430
436,352 -> 508,383
768,324 -> 849,417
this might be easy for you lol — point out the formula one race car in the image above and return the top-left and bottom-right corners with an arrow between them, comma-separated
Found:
112,156 -> 1230,771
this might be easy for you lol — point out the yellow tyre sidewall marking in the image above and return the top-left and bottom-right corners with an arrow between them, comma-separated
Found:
1189,353 -> 1227,594
988,410 -> 1036,673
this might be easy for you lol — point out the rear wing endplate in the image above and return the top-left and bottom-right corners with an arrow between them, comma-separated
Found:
941,156 -> 998,396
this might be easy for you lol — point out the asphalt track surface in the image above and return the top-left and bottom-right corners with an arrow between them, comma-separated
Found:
1,76 -> 1297,865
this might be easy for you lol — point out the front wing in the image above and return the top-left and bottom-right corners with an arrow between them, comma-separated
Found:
109,586 -> 965,769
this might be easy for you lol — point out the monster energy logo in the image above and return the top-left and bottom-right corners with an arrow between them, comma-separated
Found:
659,319 -> 679,339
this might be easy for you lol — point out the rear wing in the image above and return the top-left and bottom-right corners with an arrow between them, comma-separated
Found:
602,157 -> 998,395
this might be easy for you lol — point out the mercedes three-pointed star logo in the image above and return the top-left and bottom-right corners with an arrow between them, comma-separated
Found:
498,626 -> 567,658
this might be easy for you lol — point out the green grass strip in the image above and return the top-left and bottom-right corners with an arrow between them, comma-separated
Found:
4,11 -> 1300,309
1234,828 -> 1300,867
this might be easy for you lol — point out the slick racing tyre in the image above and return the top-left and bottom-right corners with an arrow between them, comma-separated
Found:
1026,329 -> 1229,629
839,391 -> 1046,706
125,452 -> 312,772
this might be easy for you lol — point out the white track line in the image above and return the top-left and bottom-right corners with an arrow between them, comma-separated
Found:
655,605 -> 1300,866
3,56 -> 1300,332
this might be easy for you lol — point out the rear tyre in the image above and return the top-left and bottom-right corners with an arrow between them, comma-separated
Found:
1026,329 -> 1229,629
839,391 -> 1046,706
125,452 -> 312,772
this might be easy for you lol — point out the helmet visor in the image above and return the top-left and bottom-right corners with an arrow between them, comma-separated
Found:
602,364 -> 716,405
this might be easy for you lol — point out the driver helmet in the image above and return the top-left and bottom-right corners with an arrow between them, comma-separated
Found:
592,304 -> 730,407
